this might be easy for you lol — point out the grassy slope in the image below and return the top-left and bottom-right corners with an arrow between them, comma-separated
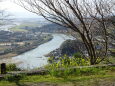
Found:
0,67 -> 115,86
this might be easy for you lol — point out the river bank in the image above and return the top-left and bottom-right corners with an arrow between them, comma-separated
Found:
0,34 -> 53,56
12,34 -> 74,69
0,34 -> 74,69
0,34 -> 53,64
45,40 -> 85,58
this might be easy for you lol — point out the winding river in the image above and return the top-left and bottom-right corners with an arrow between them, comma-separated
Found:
12,34 -> 74,69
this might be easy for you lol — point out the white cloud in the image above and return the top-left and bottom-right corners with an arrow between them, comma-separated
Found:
0,1 -> 40,18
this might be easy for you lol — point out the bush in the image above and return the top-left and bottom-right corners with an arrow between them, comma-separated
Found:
4,74 -> 26,82
46,54 -> 90,78
6,64 -> 20,71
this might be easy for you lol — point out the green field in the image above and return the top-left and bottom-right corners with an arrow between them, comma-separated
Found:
10,25 -> 28,32
9,23 -> 40,32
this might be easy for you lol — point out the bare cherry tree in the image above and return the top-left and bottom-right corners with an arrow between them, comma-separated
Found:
15,0 -> 115,65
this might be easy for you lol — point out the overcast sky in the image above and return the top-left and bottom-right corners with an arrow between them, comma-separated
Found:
0,0 -> 40,18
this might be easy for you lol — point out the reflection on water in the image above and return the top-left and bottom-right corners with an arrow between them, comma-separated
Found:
13,34 -> 74,69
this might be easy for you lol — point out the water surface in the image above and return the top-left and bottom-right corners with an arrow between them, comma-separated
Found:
13,34 -> 74,69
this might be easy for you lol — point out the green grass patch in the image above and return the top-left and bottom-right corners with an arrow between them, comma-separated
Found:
10,22 -> 43,32
10,27 -> 28,32
0,72 -> 115,86
19,23 -> 40,27
0,66 -> 115,86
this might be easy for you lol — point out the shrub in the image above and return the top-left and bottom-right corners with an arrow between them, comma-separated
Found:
4,74 -> 26,82
47,53 -> 90,78
6,64 -> 20,71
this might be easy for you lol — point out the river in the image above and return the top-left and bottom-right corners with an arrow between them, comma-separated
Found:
12,34 -> 74,69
